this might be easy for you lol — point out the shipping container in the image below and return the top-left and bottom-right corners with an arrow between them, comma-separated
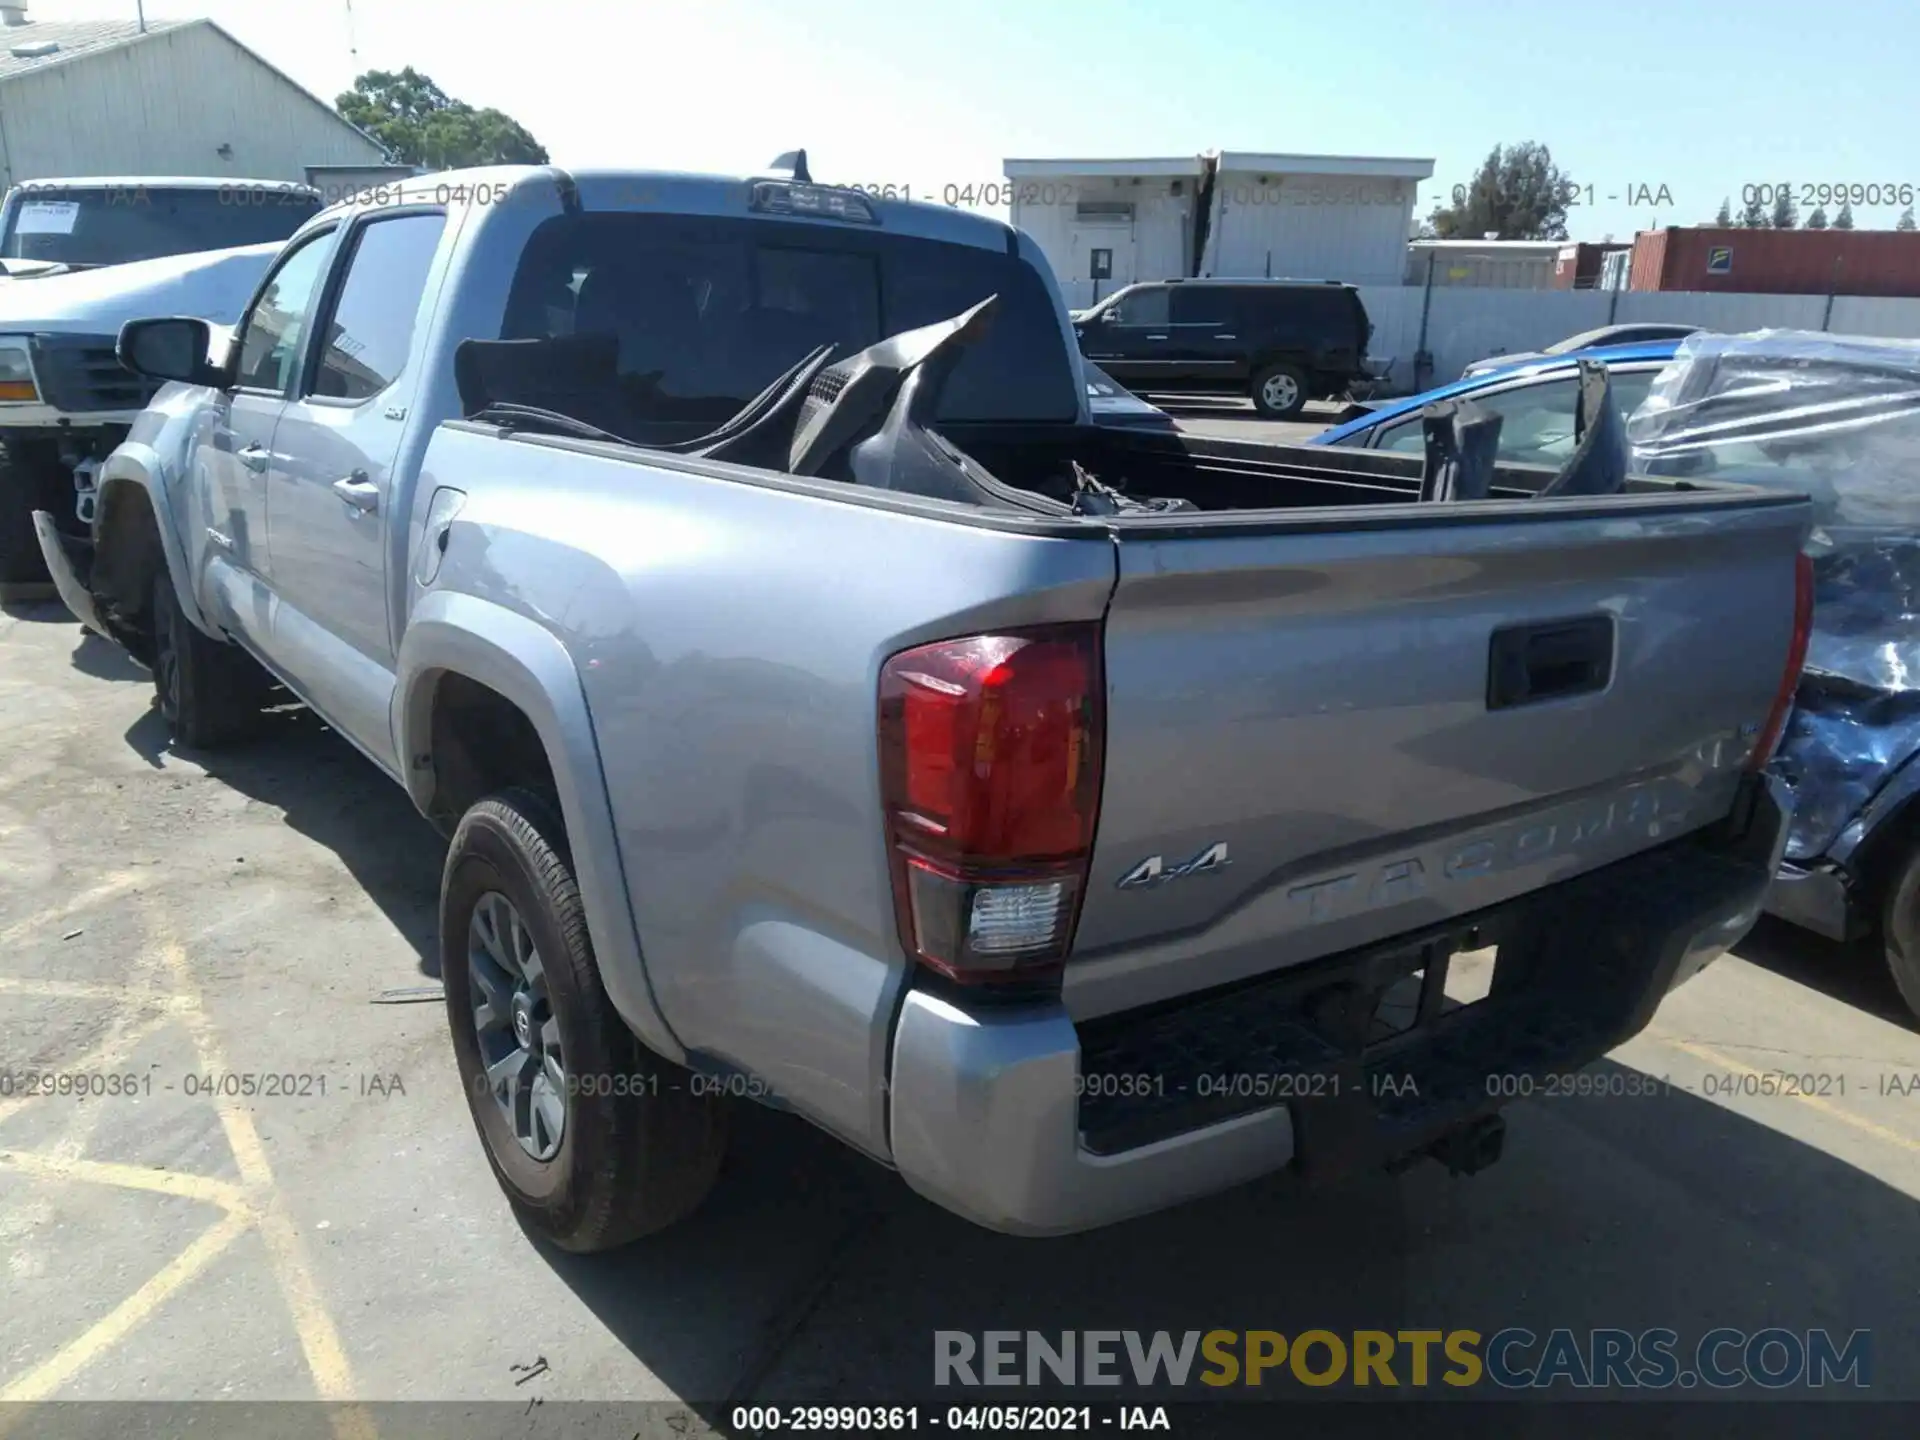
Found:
1629,226 -> 1920,297
1552,241 -> 1631,289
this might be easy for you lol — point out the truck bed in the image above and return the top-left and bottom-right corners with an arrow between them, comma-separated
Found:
945,421 -> 1725,513
441,415 -> 1808,1025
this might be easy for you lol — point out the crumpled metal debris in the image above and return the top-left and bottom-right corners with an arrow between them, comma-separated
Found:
1627,330 -> 1920,860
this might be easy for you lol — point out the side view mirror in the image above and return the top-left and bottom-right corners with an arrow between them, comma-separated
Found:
118,316 -> 225,387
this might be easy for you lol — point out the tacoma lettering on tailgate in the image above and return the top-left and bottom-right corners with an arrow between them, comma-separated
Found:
1286,777 -> 1694,925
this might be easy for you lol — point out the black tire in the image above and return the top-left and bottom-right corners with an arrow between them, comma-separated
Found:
151,571 -> 271,749
0,443 -> 62,586
1878,843 -> 1920,1021
441,789 -> 727,1251
1250,362 -> 1308,419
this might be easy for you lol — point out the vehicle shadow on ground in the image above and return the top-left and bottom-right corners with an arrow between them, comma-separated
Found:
121,698 -> 447,976
69,629 -> 148,682
540,1053 -> 1920,1416
1736,916 -> 1915,1030
0,596 -> 74,624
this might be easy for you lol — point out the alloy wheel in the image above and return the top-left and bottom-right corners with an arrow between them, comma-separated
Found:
1262,372 -> 1301,412
468,890 -> 568,1160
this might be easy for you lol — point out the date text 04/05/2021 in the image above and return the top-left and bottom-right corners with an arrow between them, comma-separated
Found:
730,1406 -> 1171,1433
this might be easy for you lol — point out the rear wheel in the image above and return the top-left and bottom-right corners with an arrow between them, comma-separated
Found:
151,571 -> 271,749
1251,362 -> 1307,419
442,789 -> 727,1250
1878,843 -> 1920,1021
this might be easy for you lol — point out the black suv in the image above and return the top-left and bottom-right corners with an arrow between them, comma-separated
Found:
1072,279 -> 1371,419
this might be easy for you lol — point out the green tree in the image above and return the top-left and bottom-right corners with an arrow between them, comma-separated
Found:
1899,205 -> 1918,232
1713,196 -> 1732,226
1427,142 -> 1574,240
1834,201 -> 1856,230
1806,205 -> 1829,229
336,67 -> 548,169
1738,194 -> 1770,228
1770,188 -> 1798,229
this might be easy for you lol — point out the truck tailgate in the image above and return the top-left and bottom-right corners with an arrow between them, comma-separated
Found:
1067,493 -> 1809,1018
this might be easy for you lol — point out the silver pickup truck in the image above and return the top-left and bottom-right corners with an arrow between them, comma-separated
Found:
37,165 -> 1809,1248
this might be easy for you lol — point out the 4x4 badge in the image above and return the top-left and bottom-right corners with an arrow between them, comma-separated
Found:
1117,842 -> 1231,891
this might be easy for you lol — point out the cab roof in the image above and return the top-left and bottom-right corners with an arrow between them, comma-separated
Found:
308,165 -> 1023,255
13,176 -> 317,193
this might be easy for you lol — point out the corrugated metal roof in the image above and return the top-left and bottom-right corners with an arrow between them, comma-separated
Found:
0,17 -> 188,83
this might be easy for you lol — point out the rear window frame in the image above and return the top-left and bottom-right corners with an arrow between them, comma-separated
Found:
500,210 -> 1081,427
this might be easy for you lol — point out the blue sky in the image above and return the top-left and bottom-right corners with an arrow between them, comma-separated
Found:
54,0 -> 1920,240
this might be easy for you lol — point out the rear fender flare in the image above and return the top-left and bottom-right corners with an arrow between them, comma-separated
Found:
395,589 -> 686,1064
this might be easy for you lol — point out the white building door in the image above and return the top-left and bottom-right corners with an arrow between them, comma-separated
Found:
1069,225 -> 1135,307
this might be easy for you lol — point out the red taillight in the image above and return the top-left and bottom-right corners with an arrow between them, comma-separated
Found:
878,625 -> 1104,983
1746,550 -> 1815,772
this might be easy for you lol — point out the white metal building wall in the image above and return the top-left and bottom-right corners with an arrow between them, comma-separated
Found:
0,22 -> 385,188
1011,176 -> 1194,307
1203,172 -> 1415,285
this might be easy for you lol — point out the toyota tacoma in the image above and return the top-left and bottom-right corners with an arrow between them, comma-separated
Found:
38,164 -> 1809,1243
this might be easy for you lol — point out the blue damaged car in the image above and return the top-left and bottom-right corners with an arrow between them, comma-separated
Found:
1627,330 -> 1920,1020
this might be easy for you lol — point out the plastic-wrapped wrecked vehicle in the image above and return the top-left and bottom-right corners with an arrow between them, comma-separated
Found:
1629,330 -> 1920,1016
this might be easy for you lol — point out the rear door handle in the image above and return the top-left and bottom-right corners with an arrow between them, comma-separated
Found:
1214,333 -> 1238,340
239,444 -> 269,474
332,472 -> 379,514
1146,334 -> 1168,340
1487,616 -> 1614,709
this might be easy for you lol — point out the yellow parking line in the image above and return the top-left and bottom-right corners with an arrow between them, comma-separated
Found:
0,872 -> 143,946
0,1148 -> 251,1213
150,923 -> 370,1431
34,942 -> 175,1171
0,886 -> 373,1438
1654,1032 -> 1920,1156
0,1209 -> 249,1403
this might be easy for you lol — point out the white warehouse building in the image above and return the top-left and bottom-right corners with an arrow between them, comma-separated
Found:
0,5 -> 388,190
1006,150 -> 1433,307
1201,152 -> 1432,285
1001,156 -> 1205,311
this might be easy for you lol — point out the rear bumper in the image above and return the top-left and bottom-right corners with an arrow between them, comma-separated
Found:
887,774 -> 1788,1236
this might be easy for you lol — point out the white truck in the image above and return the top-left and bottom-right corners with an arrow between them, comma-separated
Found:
0,177 -> 317,593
